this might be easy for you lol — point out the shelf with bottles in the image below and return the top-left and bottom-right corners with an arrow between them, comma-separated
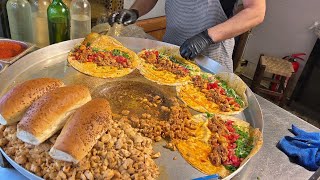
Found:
30,0 -> 50,47
70,0 -> 91,39
6,0 -> 34,42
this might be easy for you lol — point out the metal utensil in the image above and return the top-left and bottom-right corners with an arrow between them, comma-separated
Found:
309,167 -> 320,180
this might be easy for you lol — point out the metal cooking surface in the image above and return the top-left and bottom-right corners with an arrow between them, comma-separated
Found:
92,72 -> 174,120
0,38 -> 263,180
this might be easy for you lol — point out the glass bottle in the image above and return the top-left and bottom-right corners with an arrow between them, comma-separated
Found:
70,0 -> 91,39
6,0 -> 34,42
30,0 -> 50,47
62,0 -> 71,9
0,0 -> 11,38
47,0 -> 70,44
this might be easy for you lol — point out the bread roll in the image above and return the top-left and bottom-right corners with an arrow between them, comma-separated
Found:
49,98 -> 112,163
0,78 -> 64,125
16,85 -> 91,145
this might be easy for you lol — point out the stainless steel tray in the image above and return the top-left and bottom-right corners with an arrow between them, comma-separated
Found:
0,37 -> 263,180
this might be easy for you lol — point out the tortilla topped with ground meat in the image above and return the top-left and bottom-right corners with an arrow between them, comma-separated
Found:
176,113 -> 263,178
137,46 -> 201,86
68,33 -> 139,78
176,72 -> 248,115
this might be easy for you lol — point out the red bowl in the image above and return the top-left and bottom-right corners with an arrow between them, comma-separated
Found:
0,39 -> 35,64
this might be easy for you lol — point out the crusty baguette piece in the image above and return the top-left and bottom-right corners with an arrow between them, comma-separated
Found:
16,85 -> 91,145
49,98 -> 112,163
0,78 -> 64,125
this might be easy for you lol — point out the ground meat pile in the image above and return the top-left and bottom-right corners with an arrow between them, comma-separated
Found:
0,94 -> 199,179
115,98 -> 198,150
207,116 -> 229,166
0,120 -> 159,180
139,50 -> 190,78
71,45 -> 132,69
192,75 -> 241,112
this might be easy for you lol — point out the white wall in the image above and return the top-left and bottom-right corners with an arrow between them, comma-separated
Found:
242,0 -> 320,92
124,0 -> 165,20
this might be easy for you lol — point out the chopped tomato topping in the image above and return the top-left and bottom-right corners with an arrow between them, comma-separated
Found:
220,88 -> 226,95
145,50 -> 159,59
226,97 -> 233,101
206,82 -> 219,90
222,120 -> 241,167
226,120 -> 234,126
115,56 -> 127,64
71,46 -> 132,68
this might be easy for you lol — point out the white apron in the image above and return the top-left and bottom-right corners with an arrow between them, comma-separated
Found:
163,0 -> 235,71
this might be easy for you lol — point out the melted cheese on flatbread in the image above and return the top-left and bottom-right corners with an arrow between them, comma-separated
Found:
176,73 -> 247,115
68,35 -> 139,78
176,114 -> 263,178
137,48 -> 200,86
177,138 -> 229,177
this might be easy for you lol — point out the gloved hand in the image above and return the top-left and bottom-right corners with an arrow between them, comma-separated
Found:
180,30 -> 214,59
108,9 -> 139,26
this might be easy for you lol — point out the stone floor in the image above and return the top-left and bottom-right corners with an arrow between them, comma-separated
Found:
239,75 -> 320,129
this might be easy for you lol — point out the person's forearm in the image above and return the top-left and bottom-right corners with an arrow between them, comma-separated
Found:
130,0 -> 158,17
208,0 -> 265,42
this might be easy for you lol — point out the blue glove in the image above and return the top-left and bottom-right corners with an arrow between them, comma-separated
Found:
278,124 -> 320,171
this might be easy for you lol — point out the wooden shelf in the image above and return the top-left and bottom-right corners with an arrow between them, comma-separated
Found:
135,16 -> 166,41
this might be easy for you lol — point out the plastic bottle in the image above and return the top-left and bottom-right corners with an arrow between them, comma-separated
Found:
47,0 -> 70,44
30,0 -> 50,47
70,0 -> 91,39
6,0 -> 34,42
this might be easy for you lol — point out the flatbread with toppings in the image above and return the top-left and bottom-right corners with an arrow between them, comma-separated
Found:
176,72 -> 248,115
137,46 -> 200,86
176,113 -> 263,178
68,34 -> 139,78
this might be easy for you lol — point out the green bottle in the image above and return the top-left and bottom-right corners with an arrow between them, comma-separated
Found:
47,0 -> 70,44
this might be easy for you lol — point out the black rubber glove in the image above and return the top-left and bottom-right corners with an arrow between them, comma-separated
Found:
108,9 -> 139,26
180,30 -> 214,59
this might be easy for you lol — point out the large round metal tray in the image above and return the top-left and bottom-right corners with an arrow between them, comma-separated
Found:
0,37 -> 263,180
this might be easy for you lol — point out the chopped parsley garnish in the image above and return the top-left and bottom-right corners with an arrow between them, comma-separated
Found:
225,165 -> 237,172
169,56 -> 183,65
218,79 -> 245,107
185,65 -> 194,71
234,126 -> 253,158
92,47 -> 99,52
159,53 -> 165,58
235,98 -> 245,107
112,49 -> 130,59
206,112 -> 213,118
168,56 -> 194,71
201,73 -> 209,79
112,49 -> 121,56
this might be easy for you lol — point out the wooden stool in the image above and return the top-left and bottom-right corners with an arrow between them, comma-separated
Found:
251,54 -> 295,107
